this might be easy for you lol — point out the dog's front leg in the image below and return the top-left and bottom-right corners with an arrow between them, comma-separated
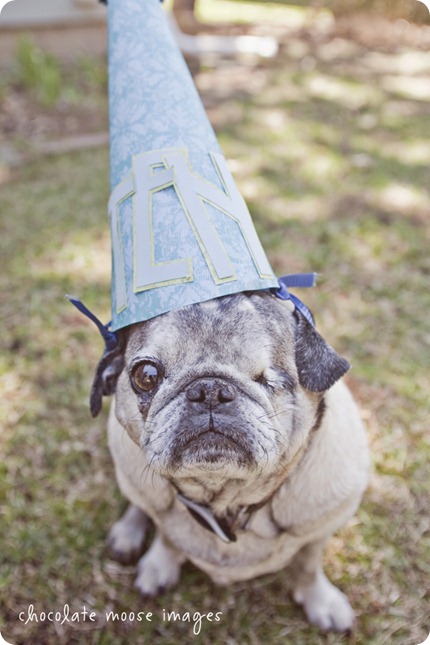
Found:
134,530 -> 186,597
108,504 -> 149,564
292,539 -> 355,632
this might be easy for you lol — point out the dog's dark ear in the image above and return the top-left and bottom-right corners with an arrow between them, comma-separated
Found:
90,332 -> 127,418
294,311 -> 350,392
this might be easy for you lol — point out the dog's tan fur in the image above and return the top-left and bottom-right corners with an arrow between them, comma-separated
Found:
95,292 -> 369,631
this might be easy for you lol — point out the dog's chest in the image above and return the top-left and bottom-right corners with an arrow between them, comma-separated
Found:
155,500 -> 305,581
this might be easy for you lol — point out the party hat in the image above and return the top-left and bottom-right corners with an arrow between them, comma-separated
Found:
106,0 -> 279,332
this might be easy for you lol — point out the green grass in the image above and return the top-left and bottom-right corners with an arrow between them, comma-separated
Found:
12,37 -> 107,108
14,37 -> 63,107
1,5 -> 429,644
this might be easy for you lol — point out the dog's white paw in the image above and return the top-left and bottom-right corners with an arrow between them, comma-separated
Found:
108,505 -> 149,565
134,533 -> 185,597
294,571 -> 355,632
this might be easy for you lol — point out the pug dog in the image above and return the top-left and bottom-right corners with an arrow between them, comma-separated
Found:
90,290 -> 369,632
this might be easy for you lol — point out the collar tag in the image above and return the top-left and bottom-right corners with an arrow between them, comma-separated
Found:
177,494 -> 235,543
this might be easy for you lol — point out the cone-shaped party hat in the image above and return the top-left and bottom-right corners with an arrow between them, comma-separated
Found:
107,0 -> 279,331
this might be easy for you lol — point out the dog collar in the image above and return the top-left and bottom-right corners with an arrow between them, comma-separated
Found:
176,493 -> 268,544
176,493 -> 236,543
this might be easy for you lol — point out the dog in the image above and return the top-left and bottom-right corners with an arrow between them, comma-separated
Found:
90,290 -> 369,632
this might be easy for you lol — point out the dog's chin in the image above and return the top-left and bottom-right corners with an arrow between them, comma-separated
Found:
161,418 -> 258,474
175,431 -> 254,469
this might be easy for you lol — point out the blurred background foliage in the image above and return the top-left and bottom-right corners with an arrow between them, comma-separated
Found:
185,0 -> 430,21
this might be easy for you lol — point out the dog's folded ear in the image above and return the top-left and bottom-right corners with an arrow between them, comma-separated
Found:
90,332 -> 127,418
294,311 -> 350,392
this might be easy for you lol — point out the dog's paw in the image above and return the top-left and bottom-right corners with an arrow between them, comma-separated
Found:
134,534 -> 184,597
293,572 -> 355,632
108,505 -> 149,565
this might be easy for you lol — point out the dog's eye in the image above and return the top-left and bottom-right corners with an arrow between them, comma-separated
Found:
131,362 -> 159,393
254,373 -> 267,385
254,369 -> 294,392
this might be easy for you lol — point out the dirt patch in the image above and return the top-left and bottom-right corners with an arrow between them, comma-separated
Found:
0,88 -> 107,144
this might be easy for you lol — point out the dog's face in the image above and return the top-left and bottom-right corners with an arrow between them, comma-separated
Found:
93,292 -> 349,496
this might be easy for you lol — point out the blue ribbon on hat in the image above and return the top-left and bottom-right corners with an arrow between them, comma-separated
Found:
66,295 -> 119,350
272,273 -> 316,327
66,273 -> 316,351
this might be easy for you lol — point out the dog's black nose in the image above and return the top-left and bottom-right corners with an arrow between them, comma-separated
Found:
186,379 -> 236,406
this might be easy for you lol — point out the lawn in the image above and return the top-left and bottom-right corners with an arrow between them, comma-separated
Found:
0,2 -> 429,644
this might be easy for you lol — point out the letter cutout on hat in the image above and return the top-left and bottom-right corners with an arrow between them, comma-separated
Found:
107,0 -> 278,331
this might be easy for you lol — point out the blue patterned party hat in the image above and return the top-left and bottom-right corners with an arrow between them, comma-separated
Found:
106,0 -> 278,331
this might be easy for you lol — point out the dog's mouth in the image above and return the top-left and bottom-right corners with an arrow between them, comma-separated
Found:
183,429 -> 245,460
169,415 -> 256,469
